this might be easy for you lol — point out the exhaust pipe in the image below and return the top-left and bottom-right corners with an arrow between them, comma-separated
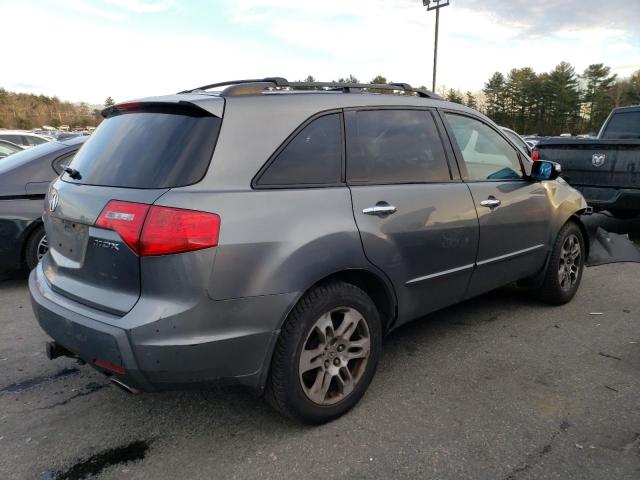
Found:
46,341 -> 76,360
110,378 -> 141,395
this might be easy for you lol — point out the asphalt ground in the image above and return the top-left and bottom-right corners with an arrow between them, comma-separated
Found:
0,213 -> 638,480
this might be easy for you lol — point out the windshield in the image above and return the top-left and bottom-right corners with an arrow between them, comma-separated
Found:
503,129 -> 530,153
0,141 -> 63,174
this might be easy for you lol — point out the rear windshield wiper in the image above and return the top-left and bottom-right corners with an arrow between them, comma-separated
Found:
64,167 -> 82,180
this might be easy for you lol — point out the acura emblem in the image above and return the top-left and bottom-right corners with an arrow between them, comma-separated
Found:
49,190 -> 59,212
592,153 -> 606,167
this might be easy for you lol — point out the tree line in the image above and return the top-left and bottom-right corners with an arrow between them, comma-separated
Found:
310,67 -> 640,136
2,65 -> 638,134
0,89 -> 107,130
475,63 -> 639,135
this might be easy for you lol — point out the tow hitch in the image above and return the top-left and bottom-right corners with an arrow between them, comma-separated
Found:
46,341 -> 77,361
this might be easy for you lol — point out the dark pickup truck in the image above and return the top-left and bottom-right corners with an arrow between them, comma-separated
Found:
535,105 -> 640,218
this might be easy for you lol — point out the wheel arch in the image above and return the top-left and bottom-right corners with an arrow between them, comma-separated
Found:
569,212 -> 589,259
279,268 -> 398,334
305,268 -> 398,334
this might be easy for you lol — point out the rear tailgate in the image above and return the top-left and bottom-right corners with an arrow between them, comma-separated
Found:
42,182 -> 167,315
537,139 -> 640,189
41,98 -> 223,315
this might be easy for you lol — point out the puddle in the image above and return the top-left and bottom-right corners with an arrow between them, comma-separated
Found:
42,440 -> 150,480
0,367 -> 79,395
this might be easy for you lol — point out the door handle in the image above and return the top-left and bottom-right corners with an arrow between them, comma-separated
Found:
480,197 -> 501,208
363,202 -> 397,216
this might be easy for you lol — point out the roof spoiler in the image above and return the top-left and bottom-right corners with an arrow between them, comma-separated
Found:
178,77 -> 443,100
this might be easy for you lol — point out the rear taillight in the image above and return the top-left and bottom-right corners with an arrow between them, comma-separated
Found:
139,206 -> 220,256
531,148 -> 540,161
95,200 -> 149,253
95,200 -> 220,256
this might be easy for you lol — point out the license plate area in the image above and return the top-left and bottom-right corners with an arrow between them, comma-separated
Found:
49,217 -> 89,263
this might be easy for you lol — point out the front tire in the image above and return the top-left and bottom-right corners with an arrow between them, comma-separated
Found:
533,221 -> 585,305
266,281 -> 382,424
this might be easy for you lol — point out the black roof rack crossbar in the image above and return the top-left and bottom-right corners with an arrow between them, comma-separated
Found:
179,77 -> 443,99
178,77 -> 288,94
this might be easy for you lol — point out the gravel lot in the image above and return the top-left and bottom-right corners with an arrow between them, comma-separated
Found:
0,214 -> 639,480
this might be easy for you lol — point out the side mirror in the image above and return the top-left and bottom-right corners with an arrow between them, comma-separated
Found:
530,160 -> 561,181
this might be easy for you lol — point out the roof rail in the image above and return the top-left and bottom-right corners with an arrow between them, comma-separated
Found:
179,77 -> 443,100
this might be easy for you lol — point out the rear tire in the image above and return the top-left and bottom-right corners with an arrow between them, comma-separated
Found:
24,225 -> 47,271
532,221 -> 585,305
266,281 -> 382,424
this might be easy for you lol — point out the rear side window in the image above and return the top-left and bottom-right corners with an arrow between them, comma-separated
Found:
64,106 -> 221,188
346,109 -> 451,184
257,114 -> 342,186
601,112 -> 640,139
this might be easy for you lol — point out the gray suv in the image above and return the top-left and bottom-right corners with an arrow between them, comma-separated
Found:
29,78 -> 588,424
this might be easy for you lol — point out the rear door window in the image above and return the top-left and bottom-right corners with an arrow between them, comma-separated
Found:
345,109 -> 451,184
256,113 -> 342,186
64,104 -> 221,188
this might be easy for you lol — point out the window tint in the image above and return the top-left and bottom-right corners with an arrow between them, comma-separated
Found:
601,111 -> 640,139
65,108 -> 221,188
26,135 -> 47,146
445,114 -> 523,181
258,114 -> 342,186
346,110 -> 450,184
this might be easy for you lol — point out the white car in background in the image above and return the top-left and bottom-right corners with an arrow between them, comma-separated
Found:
0,130 -> 52,148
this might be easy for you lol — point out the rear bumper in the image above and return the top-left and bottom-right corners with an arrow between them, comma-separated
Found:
29,264 -> 296,393
575,186 -> 640,212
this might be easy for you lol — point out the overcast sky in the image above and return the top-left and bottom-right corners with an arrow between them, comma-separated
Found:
2,0 -> 639,104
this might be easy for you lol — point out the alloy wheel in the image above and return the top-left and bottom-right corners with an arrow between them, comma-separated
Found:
36,235 -> 49,261
558,233 -> 581,290
298,307 -> 371,406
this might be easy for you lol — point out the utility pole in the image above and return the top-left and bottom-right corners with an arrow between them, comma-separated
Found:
422,0 -> 450,93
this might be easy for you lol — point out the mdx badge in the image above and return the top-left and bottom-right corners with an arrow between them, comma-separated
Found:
592,153 -> 606,167
93,239 -> 120,251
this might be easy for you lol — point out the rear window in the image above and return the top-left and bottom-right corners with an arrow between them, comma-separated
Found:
601,111 -> 640,139
64,105 -> 221,188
